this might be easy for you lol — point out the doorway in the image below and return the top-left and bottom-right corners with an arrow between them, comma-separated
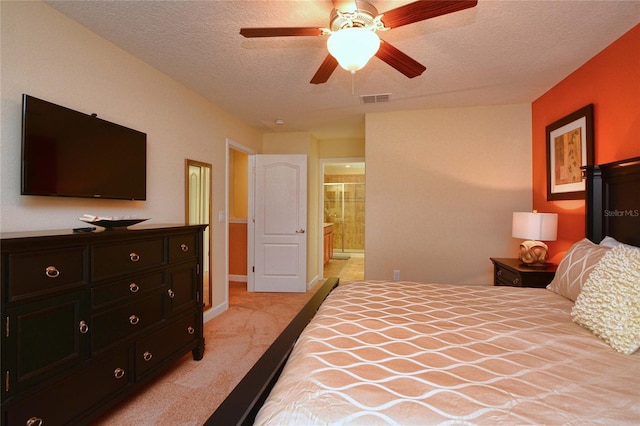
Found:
226,140 -> 255,307
324,181 -> 365,257
321,160 -> 365,281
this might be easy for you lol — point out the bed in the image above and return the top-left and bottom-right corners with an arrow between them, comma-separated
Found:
206,156 -> 640,425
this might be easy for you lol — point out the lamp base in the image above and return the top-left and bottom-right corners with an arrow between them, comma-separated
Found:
518,240 -> 549,266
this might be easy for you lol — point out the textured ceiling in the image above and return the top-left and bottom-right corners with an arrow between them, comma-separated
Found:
46,1 -> 640,139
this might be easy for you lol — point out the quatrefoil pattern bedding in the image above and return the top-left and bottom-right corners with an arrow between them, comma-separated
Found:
255,281 -> 640,425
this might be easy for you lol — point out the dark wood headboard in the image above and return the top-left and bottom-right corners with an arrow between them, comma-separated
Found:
585,156 -> 640,246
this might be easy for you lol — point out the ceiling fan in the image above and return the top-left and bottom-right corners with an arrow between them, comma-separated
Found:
240,0 -> 478,84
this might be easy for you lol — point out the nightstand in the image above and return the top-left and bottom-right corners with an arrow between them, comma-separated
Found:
490,258 -> 557,288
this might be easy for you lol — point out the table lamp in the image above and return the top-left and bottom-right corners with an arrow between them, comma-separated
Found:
512,211 -> 558,266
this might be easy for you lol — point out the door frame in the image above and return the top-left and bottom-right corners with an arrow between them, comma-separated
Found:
225,138 -> 256,299
318,157 -> 365,280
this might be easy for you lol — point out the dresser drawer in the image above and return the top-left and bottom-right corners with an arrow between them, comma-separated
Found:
491,258 -> 557,288
169,233 -> 197,263
91,292 -> 165,352
5,247 -> 87,302
4,345 -> 129,426
91,271 -> 165,309
91,238 -> 165,281
135,312 -> 198,380
495,267 -> 521,286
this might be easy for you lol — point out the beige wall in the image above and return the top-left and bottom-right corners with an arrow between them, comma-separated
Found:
0,2 -> 262,311
262,133 -> 321,286
365,105 -> 532,285
318,138 -> 365,158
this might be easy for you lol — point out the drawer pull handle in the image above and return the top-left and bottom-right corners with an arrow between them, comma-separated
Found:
496,270 -> 502,277
129,252 -> 140,262
143,351 -> 153,362
79,320 -> 89,334
45,266 -> 60,278
129,315 -> 140,325
114,368 -> 125,379
513,278 -> 520,285
129,283 -> 140,293
180,243 -> 189,252
26,417 -> 43,426
167,289 -> 175,299
187,326 -> 195,335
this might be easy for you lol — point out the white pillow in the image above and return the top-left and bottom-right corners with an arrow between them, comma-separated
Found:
547,238 -> 610,301
571,244 -> 640,354
599,236 -> 638,249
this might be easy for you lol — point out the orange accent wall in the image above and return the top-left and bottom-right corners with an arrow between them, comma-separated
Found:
532,24 -> 640,263
229,222 -> 248,276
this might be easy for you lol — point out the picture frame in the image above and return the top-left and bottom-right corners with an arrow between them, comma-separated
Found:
546,104 -> 594,201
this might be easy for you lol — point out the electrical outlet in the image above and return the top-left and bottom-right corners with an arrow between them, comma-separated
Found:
218,211 -> 225,222
393,270 -> 400,281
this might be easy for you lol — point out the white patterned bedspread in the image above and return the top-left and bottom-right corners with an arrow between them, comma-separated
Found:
254,281 -> 640,425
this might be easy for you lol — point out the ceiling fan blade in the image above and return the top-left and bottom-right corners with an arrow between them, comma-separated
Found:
310,54 -> 339,84
381,0 -> 478,29
375,41 -> 426,79
240,27 -> 324,38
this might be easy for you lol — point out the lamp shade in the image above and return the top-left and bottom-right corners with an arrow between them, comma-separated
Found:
512,212 -> 558,241
327,27 -> 380,72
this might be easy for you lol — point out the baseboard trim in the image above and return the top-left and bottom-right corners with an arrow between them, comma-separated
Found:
229,274 -> 248,282
203,301 -> 228,323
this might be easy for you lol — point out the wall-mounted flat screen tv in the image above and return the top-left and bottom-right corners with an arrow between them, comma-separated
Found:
21,94 -> 147,200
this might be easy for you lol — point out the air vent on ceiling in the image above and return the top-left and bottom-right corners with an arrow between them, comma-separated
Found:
360,93 -> 391,104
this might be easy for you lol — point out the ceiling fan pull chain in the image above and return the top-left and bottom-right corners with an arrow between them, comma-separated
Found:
351,71 -> 355,95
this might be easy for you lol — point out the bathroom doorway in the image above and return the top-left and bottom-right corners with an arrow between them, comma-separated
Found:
322,160 -> 365,281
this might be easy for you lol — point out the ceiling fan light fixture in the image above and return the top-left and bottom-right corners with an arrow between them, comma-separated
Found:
327,27 -> 380,72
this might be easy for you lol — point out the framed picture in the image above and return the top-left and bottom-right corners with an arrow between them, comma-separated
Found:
546,104 -> 594,201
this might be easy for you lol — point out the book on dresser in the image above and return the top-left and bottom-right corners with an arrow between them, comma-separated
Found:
1,224 -> 207,426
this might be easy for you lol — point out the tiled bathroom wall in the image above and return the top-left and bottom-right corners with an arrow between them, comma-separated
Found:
324,175 -> 365,252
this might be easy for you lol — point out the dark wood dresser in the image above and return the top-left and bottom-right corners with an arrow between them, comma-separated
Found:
1,225 -> 207,425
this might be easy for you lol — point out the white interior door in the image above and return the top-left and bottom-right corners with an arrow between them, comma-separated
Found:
249,154 -> 307,292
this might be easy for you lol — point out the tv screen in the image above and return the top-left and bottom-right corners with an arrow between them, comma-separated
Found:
21,94 -> 147,200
